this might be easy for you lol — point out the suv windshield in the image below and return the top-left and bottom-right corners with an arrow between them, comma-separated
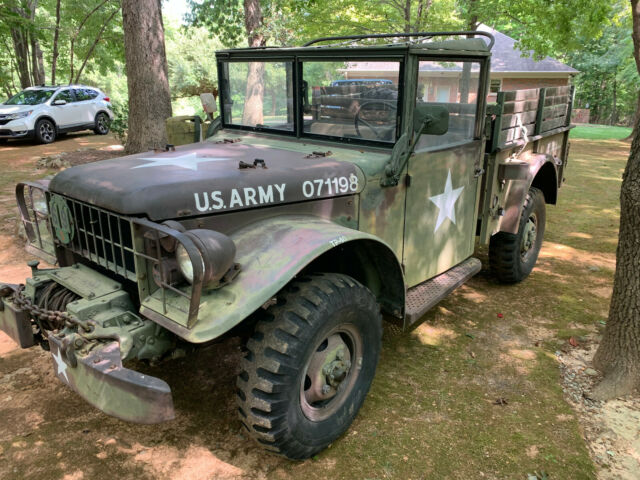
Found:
219,58 -> 402,144
5,89 -> 55,105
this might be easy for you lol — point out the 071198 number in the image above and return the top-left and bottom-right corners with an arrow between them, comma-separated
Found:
302,174 -> 359,198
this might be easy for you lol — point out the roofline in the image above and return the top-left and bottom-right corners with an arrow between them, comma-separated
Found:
489,71 -> 578,77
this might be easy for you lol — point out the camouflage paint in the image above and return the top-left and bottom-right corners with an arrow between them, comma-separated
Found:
139,215 -> 403,342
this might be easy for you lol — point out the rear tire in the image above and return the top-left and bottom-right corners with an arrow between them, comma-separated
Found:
94,112 -> 110,135
489,187 -> 546,283
237,273 -> 382,459
0,138 -> 7,145
35,119 -> 56,144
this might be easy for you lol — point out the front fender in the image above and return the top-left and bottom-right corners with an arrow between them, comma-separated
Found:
140,215 -> 404,343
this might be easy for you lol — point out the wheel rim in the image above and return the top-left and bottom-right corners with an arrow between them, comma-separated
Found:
97,114 -> 109,133
39,122 -> 54,142
300,323 -> 363,422
520,212 -> 538,261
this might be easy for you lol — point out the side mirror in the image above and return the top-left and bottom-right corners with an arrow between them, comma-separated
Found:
52,99 -> 67,106
414,104 -> 449,135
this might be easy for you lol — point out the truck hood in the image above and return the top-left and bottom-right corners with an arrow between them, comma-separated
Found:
49,139 -> 368,220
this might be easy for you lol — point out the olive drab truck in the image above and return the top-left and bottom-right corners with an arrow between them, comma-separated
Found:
0,32 -> 573,459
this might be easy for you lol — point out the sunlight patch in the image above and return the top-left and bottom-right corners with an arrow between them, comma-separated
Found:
412,324 -> 458,346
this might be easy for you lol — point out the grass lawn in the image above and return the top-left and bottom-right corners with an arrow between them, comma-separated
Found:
0,135 -> 629,480
571,124 -> 632,140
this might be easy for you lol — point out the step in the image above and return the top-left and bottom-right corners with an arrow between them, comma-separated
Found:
404,257 -> 482,328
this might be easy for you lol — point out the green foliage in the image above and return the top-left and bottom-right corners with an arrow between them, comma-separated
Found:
164,18 -> 221,99
108,100 -> 128,144
566,2 -> 637,125
186,0 -> 295,47
470,0 -> 613,60
0,0 -> 124,93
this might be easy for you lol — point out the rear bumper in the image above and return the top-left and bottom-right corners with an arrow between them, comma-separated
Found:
0,281 -> 175,424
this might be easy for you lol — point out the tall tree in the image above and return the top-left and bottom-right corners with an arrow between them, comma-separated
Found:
121,0 -> 172,153
592,0 -> 640,400
50,0 -> 61,84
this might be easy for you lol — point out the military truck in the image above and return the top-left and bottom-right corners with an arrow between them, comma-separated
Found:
0,32 -> 573,459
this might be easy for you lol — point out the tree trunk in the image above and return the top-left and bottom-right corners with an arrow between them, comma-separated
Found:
611,73 -> 618,126
51,0 -> 61,84
241,0 -> 266,126
592,0 -> 640,400
624,91 -> 640,141
11,28 -> 31,88
30,34 -> 45,85
121,0 -> 172,153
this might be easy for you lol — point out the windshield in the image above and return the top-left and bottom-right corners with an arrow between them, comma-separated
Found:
220,58 -> 402,144
221,61 -> 294,132
302,60 -> 400,142
5,89 -> 55,106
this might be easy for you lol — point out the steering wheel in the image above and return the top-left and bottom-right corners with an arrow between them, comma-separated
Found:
354,100 -> 397,141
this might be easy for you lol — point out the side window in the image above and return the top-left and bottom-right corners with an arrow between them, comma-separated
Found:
74,89 -> 95,101
415,60 -> 480,150
54,89 -> 75,103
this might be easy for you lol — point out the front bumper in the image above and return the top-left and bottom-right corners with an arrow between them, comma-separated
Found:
0,277 -> 175,424
0,128 -> 33,139
48,335 -> 174,424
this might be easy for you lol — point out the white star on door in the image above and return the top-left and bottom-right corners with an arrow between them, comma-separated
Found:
131,152 -> 229,171
52,349 -> 69,382
429,170 -> 464,233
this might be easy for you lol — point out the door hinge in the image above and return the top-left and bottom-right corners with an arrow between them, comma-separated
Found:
474,168 -> 485,178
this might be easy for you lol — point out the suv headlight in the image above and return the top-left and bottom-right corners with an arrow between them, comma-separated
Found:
175,229 -> 237,288
6,110 -> 33,120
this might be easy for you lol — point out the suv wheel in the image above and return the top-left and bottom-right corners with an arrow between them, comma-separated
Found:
35,119 -> 56,144
94,112 -> 110,135
237,273 -> 382,459
489,187 -> 546,283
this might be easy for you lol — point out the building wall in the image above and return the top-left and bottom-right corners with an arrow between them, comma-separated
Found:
500,77 -> 569,91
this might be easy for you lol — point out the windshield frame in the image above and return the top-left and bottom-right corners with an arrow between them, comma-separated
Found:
5,88 -> 56,106
217,52 -> 407,148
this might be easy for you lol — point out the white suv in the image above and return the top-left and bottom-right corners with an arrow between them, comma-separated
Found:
0,85 -> 114,144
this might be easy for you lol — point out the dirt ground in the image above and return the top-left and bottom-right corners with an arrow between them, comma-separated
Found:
0,134 -> 634,479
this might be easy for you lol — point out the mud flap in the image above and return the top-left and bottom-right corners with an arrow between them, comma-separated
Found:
48,335 -> 175,424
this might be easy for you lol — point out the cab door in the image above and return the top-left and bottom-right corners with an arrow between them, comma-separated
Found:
402,59 -> 485,287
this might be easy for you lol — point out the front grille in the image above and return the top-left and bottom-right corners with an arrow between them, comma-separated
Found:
0,119 -> 10,126
54,195 -> 137,282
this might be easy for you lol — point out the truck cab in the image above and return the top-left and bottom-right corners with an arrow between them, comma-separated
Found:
0,32 -> 572,459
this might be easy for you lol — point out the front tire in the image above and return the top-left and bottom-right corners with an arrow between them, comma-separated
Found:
35,119 -> 56,144
489,187 -> 546,283
237,273 -> 382,459
94,112 -> 110,135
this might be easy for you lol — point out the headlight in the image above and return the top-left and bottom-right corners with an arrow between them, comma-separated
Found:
176,242 -> 204,284
31,188 -> 48,214
175,229 -> 237,288
6,110 -> 33,120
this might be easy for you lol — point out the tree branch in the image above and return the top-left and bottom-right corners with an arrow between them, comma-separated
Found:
74,6 -> 120,83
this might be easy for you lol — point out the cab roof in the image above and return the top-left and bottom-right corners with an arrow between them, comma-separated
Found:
216,32 -> 494,59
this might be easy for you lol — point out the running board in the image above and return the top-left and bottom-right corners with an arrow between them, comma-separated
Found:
404,257 -> 482,329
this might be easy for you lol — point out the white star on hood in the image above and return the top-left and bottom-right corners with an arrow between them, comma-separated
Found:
131,152 -> 229,171
52,348 -> 69,382
429,170 -> 465,233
